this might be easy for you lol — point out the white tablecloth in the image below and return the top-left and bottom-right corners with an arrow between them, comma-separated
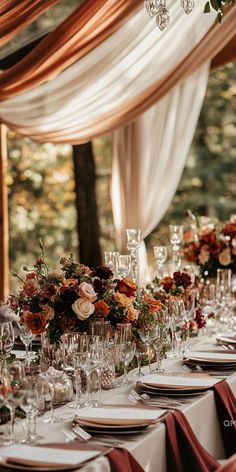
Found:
11,336 -> 236,472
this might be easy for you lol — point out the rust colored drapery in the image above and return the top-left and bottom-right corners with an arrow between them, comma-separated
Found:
0,0 -> 60,47
15,6 -> 235,145
0,0 -> 143,101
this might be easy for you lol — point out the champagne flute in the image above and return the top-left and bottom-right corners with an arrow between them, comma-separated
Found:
119,341 -> 136,384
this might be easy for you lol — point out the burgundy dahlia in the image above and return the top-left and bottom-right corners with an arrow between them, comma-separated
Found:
173,271 -> 192,289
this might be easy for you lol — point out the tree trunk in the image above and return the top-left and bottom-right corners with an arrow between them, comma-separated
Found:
72,143 -> 102,267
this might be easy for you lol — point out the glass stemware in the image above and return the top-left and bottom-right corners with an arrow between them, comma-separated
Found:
153,245 -> 167,278
119,341 -> 136,384
138,327 -> 157,373
152,325 -> 169,374
0,370 -> 14,445
168,299 -> 185,357
117,254 -> 131,279
19,324 -> 34,363
169,224 -> 183,271
183,289 -> 196,350
40,344 -> 64,424
104,251 -> 119,277
126,228 -> 141,284
0,322 -> 15,365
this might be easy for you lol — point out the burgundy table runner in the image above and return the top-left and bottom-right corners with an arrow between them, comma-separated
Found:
213,381 -> 236,457
165,409 -> 219,472
108,448 -> 145,472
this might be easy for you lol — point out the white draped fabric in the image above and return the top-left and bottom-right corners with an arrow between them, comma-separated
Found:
0,0 -> 215,141
111,63 -> 210,282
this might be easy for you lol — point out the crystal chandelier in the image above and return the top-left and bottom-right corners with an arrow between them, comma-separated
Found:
144,0 -> 194,31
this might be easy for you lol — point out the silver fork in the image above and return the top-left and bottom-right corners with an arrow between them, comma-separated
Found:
128,390 -> 184,408
62,427 -> 122,447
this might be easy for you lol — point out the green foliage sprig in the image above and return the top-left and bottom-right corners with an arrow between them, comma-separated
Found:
204,0 -> 235,23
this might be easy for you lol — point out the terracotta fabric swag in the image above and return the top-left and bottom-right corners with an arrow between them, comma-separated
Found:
0,0 -> 60,47
0,0 -> 142,100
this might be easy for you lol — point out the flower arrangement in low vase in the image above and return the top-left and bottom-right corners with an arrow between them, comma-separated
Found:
7,250 -> 149,344
183,220 -> 236,278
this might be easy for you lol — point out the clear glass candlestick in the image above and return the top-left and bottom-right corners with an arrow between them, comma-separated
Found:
104,251 -> 120,277
117,254 -> 131,279
169,225 -> 183,271
125,228 -> 141,284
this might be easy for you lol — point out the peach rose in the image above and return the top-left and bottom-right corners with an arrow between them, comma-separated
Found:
113,292 -> 132,307
198,249 -> 210,265
78,282 -> 96,302
71,298 -> 94,320
126,305 -> 139,322
218,248 -> 231,266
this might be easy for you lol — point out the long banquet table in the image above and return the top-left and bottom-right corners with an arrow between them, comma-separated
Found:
13,336 -> 236,472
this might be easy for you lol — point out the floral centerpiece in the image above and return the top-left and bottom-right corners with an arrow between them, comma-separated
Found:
7,248 -> 165,344
183,220 -> 236,278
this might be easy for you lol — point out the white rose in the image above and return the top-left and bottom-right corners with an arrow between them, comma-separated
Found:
71,298 -> 94,321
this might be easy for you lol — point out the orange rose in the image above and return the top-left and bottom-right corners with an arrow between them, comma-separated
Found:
142,294 -> 162,314
160,276 -> 174,292
94,300 -> 109,317
23,311 -> 47,335
116,278 -> 137,297
113,292 -> 132,307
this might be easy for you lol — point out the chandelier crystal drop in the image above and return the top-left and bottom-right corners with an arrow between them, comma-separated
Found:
180,0 -> 195,14
144,0 -> 194,30
156,4 -> 170,31
144,0 -> 160,17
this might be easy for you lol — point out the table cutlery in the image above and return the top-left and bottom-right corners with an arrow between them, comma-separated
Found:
62,428 -> 122,447
182,364 -> 233,377
128,389 -> 184,409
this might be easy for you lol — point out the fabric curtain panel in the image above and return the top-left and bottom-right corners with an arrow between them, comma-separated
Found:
111,63 -> 210,281
0,0 -> 60,47
0,2 -> 235,143
0,0 -> 142,100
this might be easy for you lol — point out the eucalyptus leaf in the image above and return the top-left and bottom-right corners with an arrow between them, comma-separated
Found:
210,0 -> 220,10
204,1 -> 211,12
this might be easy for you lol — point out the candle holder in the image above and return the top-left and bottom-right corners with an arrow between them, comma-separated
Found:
169,225 -> 183,271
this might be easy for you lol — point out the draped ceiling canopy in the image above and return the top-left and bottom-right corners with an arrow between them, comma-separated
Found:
0,0 -> 235,284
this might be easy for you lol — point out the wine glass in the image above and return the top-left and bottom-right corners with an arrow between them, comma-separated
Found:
40,345 -> 64,423
183,289 -> 196,350
153,246 -> 168,278
119,341 -> 136,384
117,255 -> 131,279
168,299 -> 185,356
0,322 -> 15,365
138,327 -> 157,373
104,251 -> 119,277
126,229 -> 141,284
152,325 -> 169,374
19,324 -> 34,363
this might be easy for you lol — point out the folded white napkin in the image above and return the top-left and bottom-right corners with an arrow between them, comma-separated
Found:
0,445 -> 99,468
76,407 -> 165,426
139,374 -> 219,389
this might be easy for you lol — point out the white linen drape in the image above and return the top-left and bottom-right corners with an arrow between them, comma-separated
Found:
111,63 -> 210,283
0,0 -> 215,140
